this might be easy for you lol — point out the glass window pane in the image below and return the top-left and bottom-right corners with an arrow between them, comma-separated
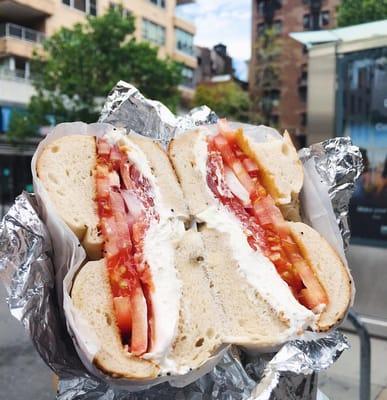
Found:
175,28 -> 194,56
74,0 -> 86,12
90,0 -> 97,15
62,0 -> 71,5
142,19 -> 165,46
181,66 -> 194,87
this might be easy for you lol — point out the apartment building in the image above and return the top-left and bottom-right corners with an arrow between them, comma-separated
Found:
250,0 -> 340,144
0,0 -> 196,133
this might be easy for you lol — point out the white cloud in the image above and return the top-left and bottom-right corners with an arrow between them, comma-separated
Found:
178,0 -> 252,61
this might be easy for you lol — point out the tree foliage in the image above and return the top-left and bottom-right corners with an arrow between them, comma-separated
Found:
337,0 -> 387,27
8,7 -> 182,141
194,81 -> 253,123
251,28 -> 282,127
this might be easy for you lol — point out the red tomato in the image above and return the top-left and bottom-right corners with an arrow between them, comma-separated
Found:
113,296 -> 132,334
298,288 -> 324,310
130,286 -> 148,356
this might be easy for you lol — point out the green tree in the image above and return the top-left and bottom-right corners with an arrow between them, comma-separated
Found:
194,81 -> 253,122
251,28 -> 282,127
337,0 -> 387,27
8,7 -> 182,141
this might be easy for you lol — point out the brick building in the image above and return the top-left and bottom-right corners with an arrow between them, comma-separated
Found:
250,0 -> 340,144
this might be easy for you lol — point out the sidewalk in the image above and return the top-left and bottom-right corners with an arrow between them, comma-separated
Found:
0,284 -> 54,399
319,331 -> 387,400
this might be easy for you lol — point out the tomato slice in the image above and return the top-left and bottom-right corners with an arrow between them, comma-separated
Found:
213,134 -> 256,194
113,296 -> 132,334
130,286 -> 148,356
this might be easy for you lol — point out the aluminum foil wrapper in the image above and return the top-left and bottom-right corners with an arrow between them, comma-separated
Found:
0,82 -> 363,400
299,139 -> 363,249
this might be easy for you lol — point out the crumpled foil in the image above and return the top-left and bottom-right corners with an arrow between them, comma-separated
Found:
0,81 -> 363,400
299,138 -> 363,249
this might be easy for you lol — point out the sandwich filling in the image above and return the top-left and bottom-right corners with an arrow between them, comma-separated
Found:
204,123 -> 328,312
95,132 -> 181,368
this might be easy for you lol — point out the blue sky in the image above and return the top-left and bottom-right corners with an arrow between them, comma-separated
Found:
178,0 -> 252,80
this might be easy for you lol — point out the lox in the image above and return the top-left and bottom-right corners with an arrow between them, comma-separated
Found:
36,122 -> 353,382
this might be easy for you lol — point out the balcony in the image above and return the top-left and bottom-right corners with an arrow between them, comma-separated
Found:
0,23 -> 45,58
0,0 -> 54,18
176,0 -> 195,4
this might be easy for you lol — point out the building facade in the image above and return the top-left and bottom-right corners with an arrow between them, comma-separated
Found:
250,0 -> 340,144
0,0 -> 196,133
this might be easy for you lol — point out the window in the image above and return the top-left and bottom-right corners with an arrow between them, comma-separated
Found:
257,1 -> 264,15
74,0 -> 86,12
90,0 -> 97,16
299,86 -> 307,102
142,19 -> 166,46
320,10 -> 330,26
301,112 -> 307,127
273,20 -> 282,34
175,28 -> 194,56
149,0 -> 166,8
110,2 -> 131,17
62,0 -> 97,15
257,22 -> 266,36
303,14 -> 311,30
181,66 -> 194,88
270,114 -> 279,125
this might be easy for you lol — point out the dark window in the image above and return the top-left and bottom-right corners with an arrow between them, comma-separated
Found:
273,20 -> 282,34
74,0 -> 86,12
181,66 -> 194,88
150,0 -> 166,8
301,112 -> 307,126
321,10 -> 330,26
303,14 -> 310,30
62,0 -> 96,15
90,0 -> 97,15
257,1 -> 264,15
270,114 -> 279,125
257,22 -> 266,36
302,45 -> 308,55
299,86 -> 307,102
109,2 -> 130,17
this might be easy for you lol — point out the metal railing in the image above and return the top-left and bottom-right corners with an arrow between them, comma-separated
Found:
347,310 -> 371,400
0,67 -> 32,82
0,23 -> 45,44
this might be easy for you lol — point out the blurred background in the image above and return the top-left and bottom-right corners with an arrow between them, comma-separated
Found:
0,0 -> 386,399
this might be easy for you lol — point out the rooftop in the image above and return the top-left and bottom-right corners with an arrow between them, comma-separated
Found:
290,19 -> 387,47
